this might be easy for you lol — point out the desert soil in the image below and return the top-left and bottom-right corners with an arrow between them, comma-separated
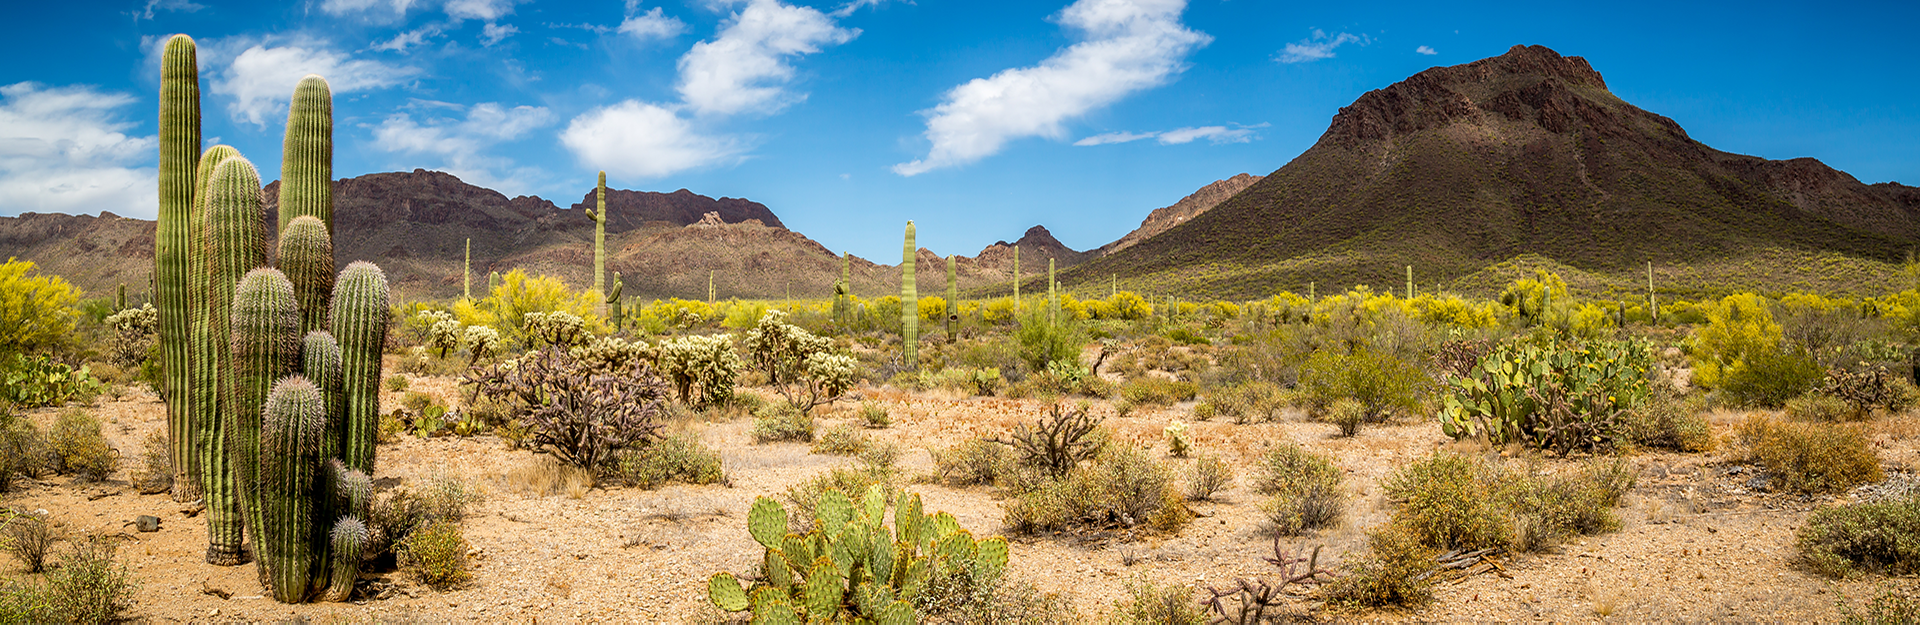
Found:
7,373 -> 1918,624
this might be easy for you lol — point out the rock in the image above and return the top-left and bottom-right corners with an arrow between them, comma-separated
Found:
133,515 -> 161,532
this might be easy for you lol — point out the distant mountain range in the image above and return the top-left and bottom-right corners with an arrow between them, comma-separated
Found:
3,44 -> 1913,303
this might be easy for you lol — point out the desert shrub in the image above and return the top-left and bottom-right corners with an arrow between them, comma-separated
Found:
1689,293 -> 1782,390
1382,452 -> 1508,550
1326,398 -> 1367,437
656,333 -> 740,408
929,578 -> 1081,624
1736,417 -> 1882,494
1323,524 -> 1435,608
751,403 -> 815,443
1835,580 -> 1920,624
0,258 -> 80,355
400,520 -> 471,590
858,401 -> 890,428
1184,453 -> 1234,502
1720,345 -> 1826,407
812,422 -> 869,456
1119,377 -> 1199,407
467,346 -> 669,470
933,438 -> 1011,487
606,433 -> 725,489
3,510 -> 55,573
1496,459 -> 1635,553
1824,364 -> 1920,418
43,536 -> 136,624
1439,338 -> 1652,454
1624,387 -> 1715,452
132,429 -> 172,495
0,414 -> 52,483
1298,346 -> 1428,424
1000,404 -> 1107,478
1003,444 -> 1187,535
48,410 -> 116,481
0,355 -> 102,409
1111,575 -> 1205,625
1786,392 -> 1861,423
1255,444 -> 1344,535
1189,401 -> 1214,421
401,390 -> 434,414
383,373 -> 409,392
1795,494 -> 1920,578
1015,316 -> 1084,373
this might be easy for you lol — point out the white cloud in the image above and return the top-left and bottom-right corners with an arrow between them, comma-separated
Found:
1276,29 -> 1368,64
481,23 -> 518,46
893,0 -> 1211,176
676,0 -> 857,116
0,83 -> 158,219
1072,131 -> 1155,146
619,7 -> 687,42
829,0 -> 892,18
213,42 -> 416,126
320,0 -> 414,17
560,100 -> 740,178
1155,125 -> 1251,144
373,27 -> 440,52
445,0 -> 517,21
372,101 -> 553,195
1416,45 -> 1436,55
138,0 -> 206,20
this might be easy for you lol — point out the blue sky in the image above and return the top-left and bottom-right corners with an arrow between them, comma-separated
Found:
2,0 -> 1916,262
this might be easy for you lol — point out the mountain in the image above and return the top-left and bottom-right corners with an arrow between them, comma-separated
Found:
1069,45 -> 1919,299
1095,173 -> 1264,256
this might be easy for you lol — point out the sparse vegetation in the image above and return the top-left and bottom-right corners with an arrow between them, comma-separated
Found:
1736,416 -> 1882,494
1796,494 -> 1920,578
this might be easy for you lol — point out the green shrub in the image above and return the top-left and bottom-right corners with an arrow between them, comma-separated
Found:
1119,377 -> 1199,407
1110,575 -> 1205,625
0,355 -> 101,409
1326,398 -> 1366,437
1721,345 -> 1825,408
812,422 -> 869,456
1298,347 -> 1428,424
44,536 -> 135,624
400,520 -> 471,590
1323,524 -> 1435,608
607,433 -> 726,489
131,429 -> 172,495
858,401 -> 890,428
1796,495 -> 1920,578
401,390 -> 434,413
1184,453 -> 1233,502
3,511 -> 55,573
1690,292 -> 1783,390
1496,460 -> 1634,553
1835,580 -> 1920,624
1004,445 -> 1187,535
1015,317 -> 1084,373
1624,387 -> 1714,452
1736,417 -> 1882,494
1786,392 -> 1861,423
1254,444 -> 1344,535
780,464 -> 893,532
751,403 -> 815,443
48,410 -> 116,481
0,258 -> 79,355
384,373 -> 409,392
934,438 -> 1011,487
1382,452 -> 1508,551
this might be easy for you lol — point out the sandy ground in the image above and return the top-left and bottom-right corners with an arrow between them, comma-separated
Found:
6,377 -> 1918,623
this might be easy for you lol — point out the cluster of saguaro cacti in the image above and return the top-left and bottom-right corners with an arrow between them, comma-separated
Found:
901,221 -> 917,370
707,487 -> 1008,622
945,255 -> 957,343
585,171 -> 608,315
155,34 -> 390,603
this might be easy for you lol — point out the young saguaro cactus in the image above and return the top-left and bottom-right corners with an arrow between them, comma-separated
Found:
156,33 -> 202,503
278,75 -> 332,233
229,268 -> 303,584
278,216 -> 334,334
901,221 -> 917,370
259,375 -> 327,603
332,262 -> 390,473
200,153 -> 267,566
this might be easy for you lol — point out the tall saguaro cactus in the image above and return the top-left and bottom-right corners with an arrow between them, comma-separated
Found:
278,216 -> 334,334
1047,258 -> 1057,325
946,255 -> 957,343
332,262 -> 389,473
201,154 -> 267,565
1012,245 -> 1020,313
901,221 -> 917,370
156,33 -> 202,502
278,75 -> 332,233
587,171 -> 608,315
463,238 -> 471,301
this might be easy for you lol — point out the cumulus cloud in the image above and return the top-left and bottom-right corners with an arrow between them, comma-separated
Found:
373,27 -> 440,52
1416,45 -> 1436,55
560,101 -> 741,179
1276,29 -> 1369,64
1074,123 -> 1260,146
676,0 -> 857,116
893,0 -> 1211,176
213,41 -> 416,126
0,83 -> 158,219
481,23 -> 518,46
373,101 -> 553,194
620,7 -> 687,42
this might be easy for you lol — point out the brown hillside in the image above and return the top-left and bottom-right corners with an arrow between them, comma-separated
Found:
1095,173 -> 1264,256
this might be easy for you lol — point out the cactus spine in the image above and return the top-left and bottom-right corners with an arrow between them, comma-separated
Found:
157,33 -> 202,503
202,154 -> 267,565
259,375 -> 326,603
332,262 -> 389,473
946,254 -> 957,344
901,221 -> 917,369
183,143 -> 235,510
278,216 -> 334,334
301,331 -> 343,461
588,171 -> 607,315
278,76 -> 332,233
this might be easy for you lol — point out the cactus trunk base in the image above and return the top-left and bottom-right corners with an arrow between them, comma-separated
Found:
206,544 -> 250,566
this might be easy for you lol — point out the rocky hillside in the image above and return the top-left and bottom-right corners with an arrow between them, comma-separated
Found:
1072,44 -> 1919,299
1095,173 -> 1263,256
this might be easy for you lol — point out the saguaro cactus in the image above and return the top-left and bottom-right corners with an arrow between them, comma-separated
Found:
1048,258 -> 1057,325
229,268 -> 302,587
301,331 -> 343,461
902,221 -> 917,370
259,375 -> 326,603
587,171 -> 608,314
463,238 -> 471,301
946,255 -> 957,343
606,272 -> 625,331
332,262 -> 389,474
278,75 -> 332,233
278,216 -> 334,334
708,270 -> 716,305
1012,245 -> 1020,312
832,252 -> 851,323
202,154 -> 268,565
1406,265 -> 1413,300
1647,261 -> 1657,324
156,33 -> 202,502
182,143 -> 237,506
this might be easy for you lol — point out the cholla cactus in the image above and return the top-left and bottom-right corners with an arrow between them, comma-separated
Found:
570,335 -> 655,373
106,303 -> 158,334
745,310 -> 851,412
658,334 -> 739,407
1164,420 -> 1192,458
421,313 -> 461,359
461,325 -> 500,365
523,311 -> 589,348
